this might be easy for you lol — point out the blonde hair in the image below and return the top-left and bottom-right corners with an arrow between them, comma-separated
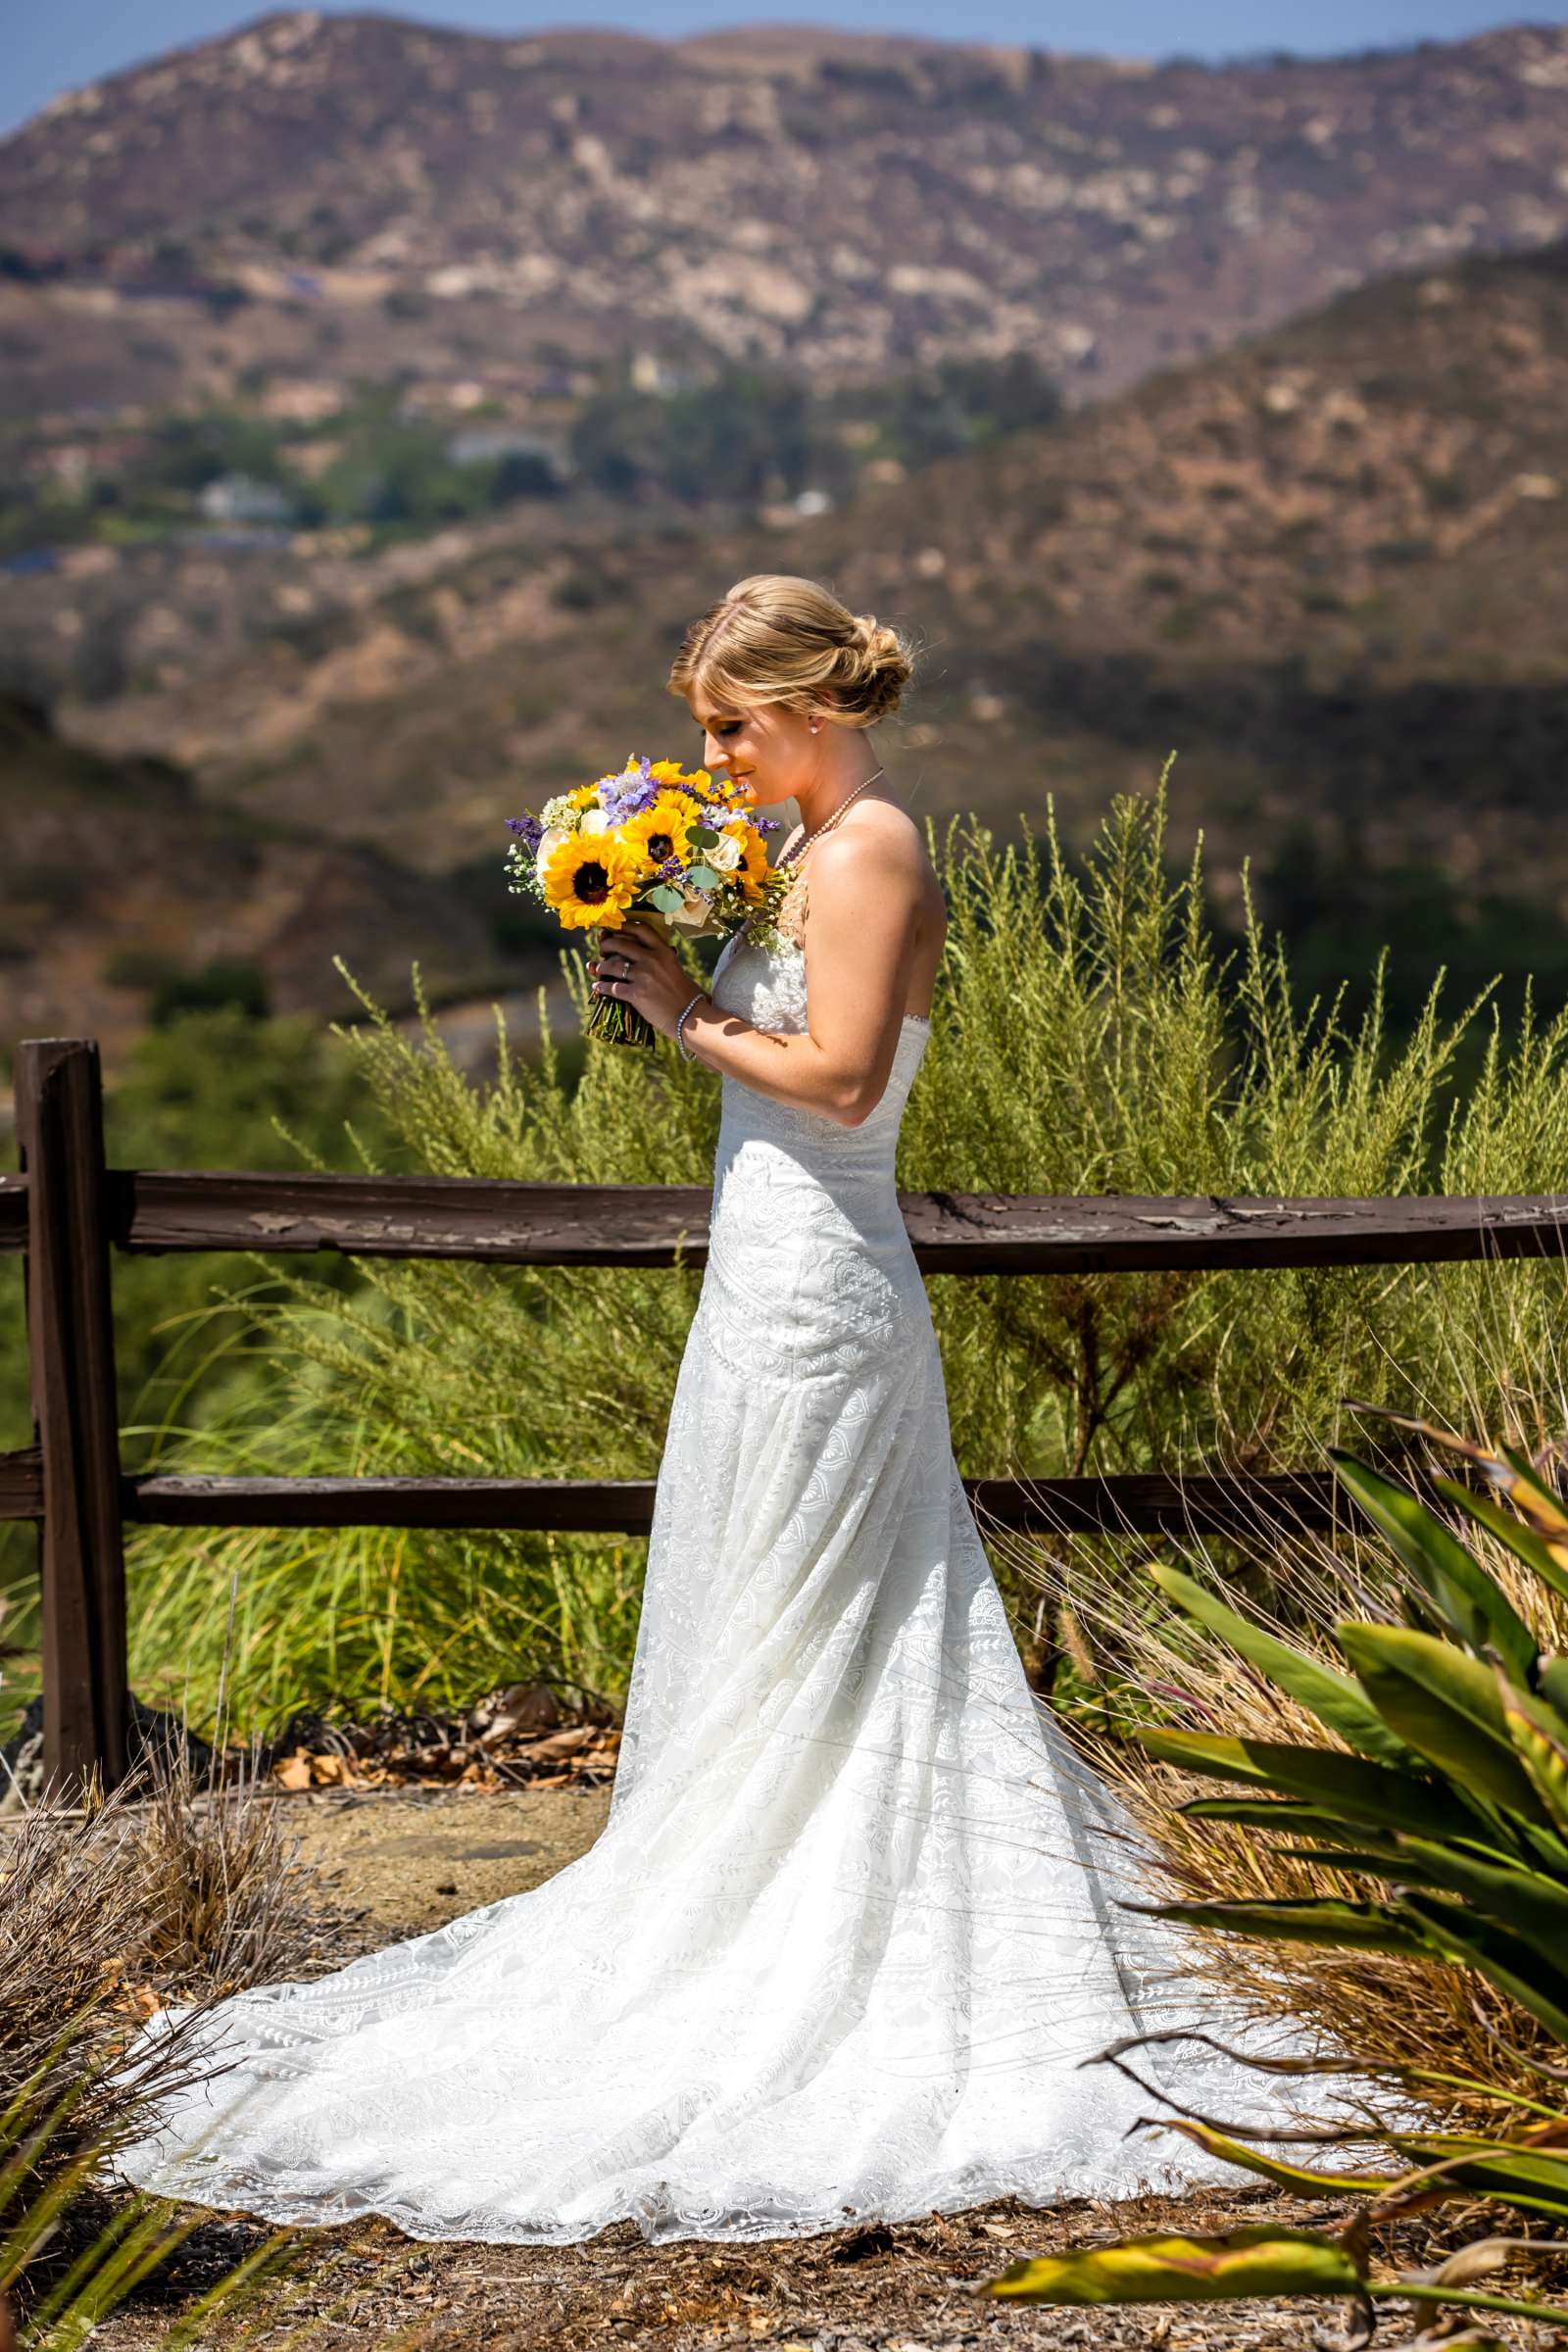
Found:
668,573 -> 912,729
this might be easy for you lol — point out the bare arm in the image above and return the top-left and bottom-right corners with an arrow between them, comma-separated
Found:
674,819 -> 928,1127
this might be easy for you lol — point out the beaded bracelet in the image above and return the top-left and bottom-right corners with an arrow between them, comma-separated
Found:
674,991 -> 707,1061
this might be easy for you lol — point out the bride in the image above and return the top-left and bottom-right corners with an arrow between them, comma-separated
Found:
113,572 -> 1338,2246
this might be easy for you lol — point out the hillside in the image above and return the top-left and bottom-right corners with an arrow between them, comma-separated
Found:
2,11 -> 1567,420
52,236 -> 1568,912
0,695 -> 556,1065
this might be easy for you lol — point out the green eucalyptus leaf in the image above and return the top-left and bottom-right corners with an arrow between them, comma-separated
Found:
647,885 -> 687,914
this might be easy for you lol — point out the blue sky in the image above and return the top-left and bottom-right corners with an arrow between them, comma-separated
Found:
7,0 -> 1562,138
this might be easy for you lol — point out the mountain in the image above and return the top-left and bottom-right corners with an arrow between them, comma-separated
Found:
53,234 -> 1568,923
0,694 -> 557,1066
2,11 -> 1567,419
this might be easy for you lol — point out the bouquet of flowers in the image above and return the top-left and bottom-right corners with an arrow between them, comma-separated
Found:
505,756 -> 791,1047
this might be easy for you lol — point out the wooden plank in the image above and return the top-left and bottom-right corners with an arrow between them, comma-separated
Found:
97,1171 -> 1568,1273
0,1446 -> 43,1518
15,1043 -> 128,1793
0,1176 -> 24,1254
119,1468 -> 1344,1538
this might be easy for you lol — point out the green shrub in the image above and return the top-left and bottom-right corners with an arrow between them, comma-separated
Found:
74,779 -> 1568,1741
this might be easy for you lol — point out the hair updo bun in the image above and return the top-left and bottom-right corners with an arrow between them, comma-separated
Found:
846,611 -> 914,726
668,573 -> 915,729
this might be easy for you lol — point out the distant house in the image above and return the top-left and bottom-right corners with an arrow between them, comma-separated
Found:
444,426 -> 568,483
197,472 -> 295,524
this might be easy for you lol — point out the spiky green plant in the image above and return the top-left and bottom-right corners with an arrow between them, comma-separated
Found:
976,1426 -> 1568,2336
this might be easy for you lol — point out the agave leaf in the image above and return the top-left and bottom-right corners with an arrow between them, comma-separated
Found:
1494,1446 -> 1568,1541
1388,2132 -> 1568,2217
1499,1677 -> 1568,1839
1339,1398 -> 1498,1465
1396,1895 -> 1568,2047
1180,1797 -> 1408,1842
1432,1478 -> 1568,1609
1541,1656 -> 1568,1723
1335,1625 -> 1545,1822
1274,1844 -> 1439,1883
1330,1454 -> 1537,1681
1137,1730 -> 1475,1840
1148,2116 -> 1396,2195
979,2225 -> 1366,2306
1126,1893 -> 1432,1955
1150,1562 -> 1412,1763
1339,1836 -> 1568,1975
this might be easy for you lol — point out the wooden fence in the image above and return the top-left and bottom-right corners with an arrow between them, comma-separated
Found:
5,1034 -> 1568,1794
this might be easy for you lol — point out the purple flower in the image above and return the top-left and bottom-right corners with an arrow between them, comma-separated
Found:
506,814 -> 545,851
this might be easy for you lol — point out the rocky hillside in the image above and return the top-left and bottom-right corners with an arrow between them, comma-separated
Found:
0,695 -> 556,1064
3,12 -> 1568,417
55,234 -> 1568,920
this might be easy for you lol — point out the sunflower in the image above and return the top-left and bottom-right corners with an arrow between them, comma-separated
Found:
568,783 -> 600,809
732,820 -> 770,900
540,831 -> 641,930
621,790 -> 701,878
650,759 -> 710,793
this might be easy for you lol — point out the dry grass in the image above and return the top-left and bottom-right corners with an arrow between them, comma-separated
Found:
995,1416 -> 1568,2133
0,1733 -> 369,2192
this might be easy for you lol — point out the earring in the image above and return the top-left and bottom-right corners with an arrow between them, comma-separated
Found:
808,716 -> 820,735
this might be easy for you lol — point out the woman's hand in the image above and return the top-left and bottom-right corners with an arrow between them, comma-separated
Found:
588,918 -> 707,1040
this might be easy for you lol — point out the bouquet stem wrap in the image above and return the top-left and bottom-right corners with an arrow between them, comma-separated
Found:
585,911 -> 676,1050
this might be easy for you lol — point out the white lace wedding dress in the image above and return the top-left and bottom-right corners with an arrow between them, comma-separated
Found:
111,912 -> 1346,2245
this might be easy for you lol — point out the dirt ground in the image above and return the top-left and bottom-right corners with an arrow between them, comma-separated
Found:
91,1787 -> 1552,2351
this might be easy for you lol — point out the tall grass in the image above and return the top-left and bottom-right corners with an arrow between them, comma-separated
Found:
18,778 -> 1567,1743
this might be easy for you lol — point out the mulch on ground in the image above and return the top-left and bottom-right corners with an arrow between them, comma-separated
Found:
92,2177 -> 1548,2352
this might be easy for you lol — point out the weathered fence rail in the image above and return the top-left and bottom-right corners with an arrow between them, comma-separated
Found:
6,1035 -> 1567,1794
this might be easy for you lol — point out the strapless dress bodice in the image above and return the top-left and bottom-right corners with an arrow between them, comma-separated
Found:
707,927 -> 929,1177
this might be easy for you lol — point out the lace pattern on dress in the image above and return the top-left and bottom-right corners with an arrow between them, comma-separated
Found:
108,910 -> 1378,2249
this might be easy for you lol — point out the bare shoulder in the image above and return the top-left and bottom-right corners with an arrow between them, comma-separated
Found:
808,799 -> 930,891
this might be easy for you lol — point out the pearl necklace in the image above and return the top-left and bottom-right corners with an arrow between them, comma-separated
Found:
730,765 -> 886,955
779,765 -> 886,869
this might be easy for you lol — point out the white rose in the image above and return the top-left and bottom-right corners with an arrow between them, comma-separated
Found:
705,832 -> 743,872
577,807 -> 612,836
535,826 -> 570,874
669,888 -> 714,931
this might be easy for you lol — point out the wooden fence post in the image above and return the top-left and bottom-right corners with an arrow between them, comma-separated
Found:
15,1040 -> 127,1794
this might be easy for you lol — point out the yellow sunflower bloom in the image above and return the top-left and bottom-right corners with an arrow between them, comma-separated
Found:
621,790 -> 701,877
541,832 -> 641,930
650,759 -> 707,790
568,784 -> 599,808
737,829 -> 770,899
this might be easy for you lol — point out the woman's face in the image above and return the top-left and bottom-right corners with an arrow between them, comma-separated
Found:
691,696 -> 816,806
